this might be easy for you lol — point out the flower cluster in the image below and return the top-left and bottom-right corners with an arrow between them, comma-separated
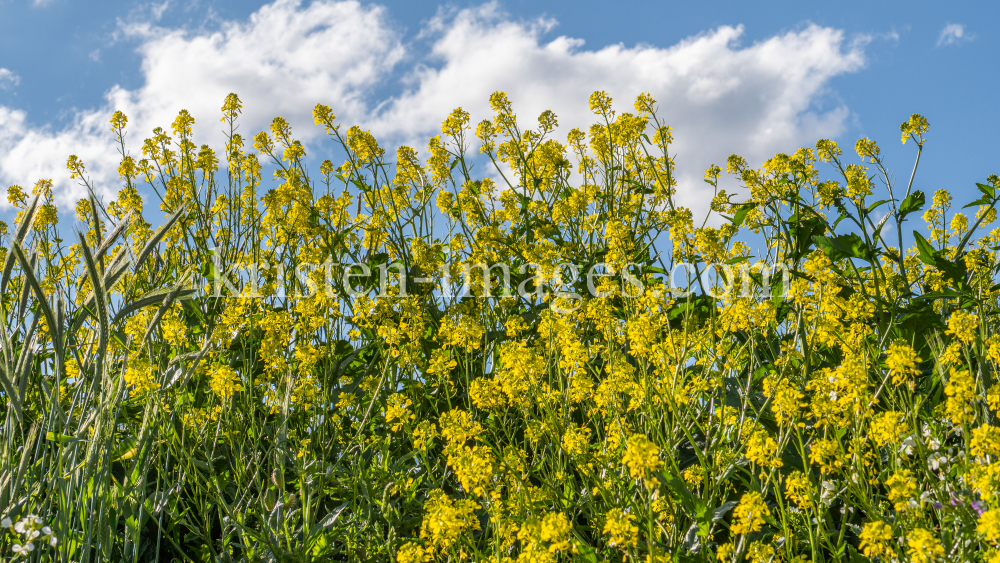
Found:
1,515 -> 58,557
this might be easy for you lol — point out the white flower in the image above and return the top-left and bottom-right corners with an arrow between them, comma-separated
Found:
13,520 -> 26,533
0,517 -> 10,528
820,480 -> 838,504
41,526 -> 51,535
24,541 -> 35,551
28,529 -> 40,540
48,536 -> 58,547
928,454 -> 949,471
928,437 -> 941,451
11,544 -> 25,554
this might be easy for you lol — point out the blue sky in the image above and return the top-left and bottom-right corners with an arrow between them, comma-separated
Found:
0,0 -> 996,221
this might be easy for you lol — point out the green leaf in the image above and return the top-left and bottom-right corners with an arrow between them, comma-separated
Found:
813,233 -> 872,262
788,215 -> 826,261
962,197 -> 991,209
711,500 -> 738,522
912,231 -> 937,266
575,544 -> 599,563
865,198 -> 892,214
730,202 -> 756,228
912,230 -> 968,288
898,190 -> 925,218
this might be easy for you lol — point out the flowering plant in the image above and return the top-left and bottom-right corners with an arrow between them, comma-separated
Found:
1,91 -> 999,562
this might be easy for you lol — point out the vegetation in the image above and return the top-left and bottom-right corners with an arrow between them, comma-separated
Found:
1,90 -> 999,562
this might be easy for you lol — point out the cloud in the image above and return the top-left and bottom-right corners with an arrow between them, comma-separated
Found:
937,23 -> 974,47
373,6 -> 864,208
0,0 -> 866,216
0,69 -> 20,90
0,0 -> 405,207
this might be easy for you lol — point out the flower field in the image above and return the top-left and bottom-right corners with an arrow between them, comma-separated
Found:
1,90 -> 999,562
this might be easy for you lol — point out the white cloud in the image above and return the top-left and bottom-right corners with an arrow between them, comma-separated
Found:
0,0 -> 866,216
0,0 -> 405,206
373,6 -> 864,209
937,23 -> 974,46
0,68 -> 20,90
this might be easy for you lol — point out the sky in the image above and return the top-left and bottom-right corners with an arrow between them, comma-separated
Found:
0,0 -> 996,224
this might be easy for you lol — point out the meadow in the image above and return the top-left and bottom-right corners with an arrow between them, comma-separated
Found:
0,90 -> 997,562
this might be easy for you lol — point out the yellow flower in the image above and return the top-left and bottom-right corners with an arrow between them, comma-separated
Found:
906,528 -> 944,563
683,465 -> 705,488
979,509 -> 1000,544
973,425 -> 1000,458
885,470 -> 917,511
855,137 -> 880,162
858,520 -> 894,559
945,367 -> 978,425
844,164 -> 872,200
589,91 -> 613,114
784,471 -> 812,509
622,434 -> 664,485
715,543 -> 734,562
448,445 -> 494,497
885,342 -> 921,386
396,542 -> 430,563
562,425 -> 591,456
384,393 -> 416,432
159,306 -> 188,347
412,421 -> 438,451
296,438 -> 311,459
746,542 -> 775,563
469,378 -> 506,411
731,492 -> 769,535
765,377 -> 804,425
539,512 -> 572,553
808,439 -> 842,474
815,138 -> 842,162
419,490 -> 480,550
746,430 -> 783,470
438,409 -> 481,446
441,107 -> 470,137
900,113 -> 929,144
6,184 -> 27,208
209,365 -> 241,401
870,411 -> 907,447
124,356 -> 159,396
603,508 -> 638,548
947,309 -> 979,344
